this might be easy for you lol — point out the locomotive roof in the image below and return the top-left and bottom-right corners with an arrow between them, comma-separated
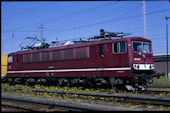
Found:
9,37 -> 151,55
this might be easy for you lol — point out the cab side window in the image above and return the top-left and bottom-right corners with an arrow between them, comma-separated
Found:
8,55 -> 13,63
114,42 -> 119,53
113,41 -> 126,54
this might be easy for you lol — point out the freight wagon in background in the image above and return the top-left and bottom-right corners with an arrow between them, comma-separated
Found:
4,30 -> 156,90
1,54 -> 8,79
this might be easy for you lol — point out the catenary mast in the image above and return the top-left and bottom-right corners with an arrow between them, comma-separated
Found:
142,0 -> 147,38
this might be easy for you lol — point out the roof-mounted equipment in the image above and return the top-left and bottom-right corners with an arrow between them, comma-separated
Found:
88,29 -> 131,42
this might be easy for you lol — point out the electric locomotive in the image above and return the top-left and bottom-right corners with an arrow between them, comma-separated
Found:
5,29 -> 155,90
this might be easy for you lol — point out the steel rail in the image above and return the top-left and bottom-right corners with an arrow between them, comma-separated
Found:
2,87 -> 170,106
1,101 -> 36,112
148,86 -> 170,88
1,97 -> 103,111
137,90 -> 170,94
2,87 -> 170,94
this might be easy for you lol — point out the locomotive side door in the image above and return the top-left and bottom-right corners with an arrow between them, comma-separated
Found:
97,44 -> 105,67
13,55 -> 19,71
96,44 -> 107,77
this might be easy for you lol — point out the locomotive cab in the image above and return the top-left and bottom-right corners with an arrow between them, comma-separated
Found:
129,38 -> 155,90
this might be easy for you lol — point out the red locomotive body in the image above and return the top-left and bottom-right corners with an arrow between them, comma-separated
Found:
6,32 -> 155,90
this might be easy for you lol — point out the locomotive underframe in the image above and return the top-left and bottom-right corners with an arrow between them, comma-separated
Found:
5,71 -> 153,90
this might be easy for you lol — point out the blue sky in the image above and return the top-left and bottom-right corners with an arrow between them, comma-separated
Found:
1,1 -> 170,55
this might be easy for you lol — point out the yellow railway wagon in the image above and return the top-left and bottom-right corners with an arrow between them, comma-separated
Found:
1,54 -> 8,79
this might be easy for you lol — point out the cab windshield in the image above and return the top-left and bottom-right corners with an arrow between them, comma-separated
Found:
133,42 -> 152,54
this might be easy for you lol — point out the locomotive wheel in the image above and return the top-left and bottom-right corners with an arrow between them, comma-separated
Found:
86,78 -> 96,88
7,78 -> 15,85
58,78 -> 71,87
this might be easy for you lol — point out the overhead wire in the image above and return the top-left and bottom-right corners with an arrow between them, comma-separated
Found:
2,1 -> 119,34
47,2 -> 141,37
2,2 -> 55,20
1,1 -> 170,54
2,1 -> 118,33
2,30 -> 37,33
46,1 -> 133,29
44,3 -> 141,34
43,9 -> 170,35
2,22 -> 167,42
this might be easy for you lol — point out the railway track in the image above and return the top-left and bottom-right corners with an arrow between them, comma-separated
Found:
1,97 -> 102,112
148,86 -> 170,88
137,90 -> 170,95
2,87 -> 170,107
2,86 -> 170,95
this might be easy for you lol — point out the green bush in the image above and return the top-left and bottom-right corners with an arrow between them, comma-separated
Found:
161,71 -> 166,77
